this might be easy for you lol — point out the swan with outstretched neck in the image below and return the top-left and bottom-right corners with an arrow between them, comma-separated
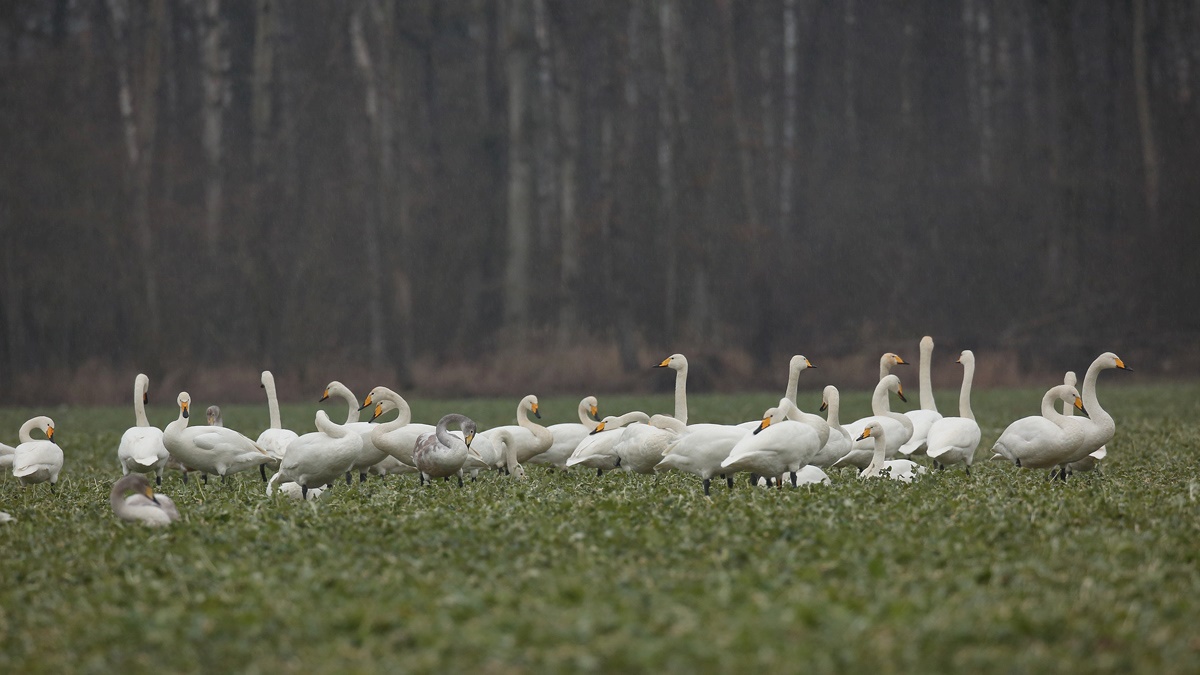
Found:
925,350 -> 981,474
529,396 -> 601,470
256,370 -> 298,475
811,385 -> 852,467
163,392 -> 272,481
899,337 -> 943,456
837,375 -> 914,470
1061,371 -> 1106,476
614,354 -> 689,474
117,373 -> 169,485
1060,352 -> 1129,472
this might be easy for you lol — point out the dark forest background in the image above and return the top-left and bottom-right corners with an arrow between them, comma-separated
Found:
1,0 -> 1197,404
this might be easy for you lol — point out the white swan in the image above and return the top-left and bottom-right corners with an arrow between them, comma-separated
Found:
811,386 -> 853,467
926,350 -> 981,474
478,394 -> 553,465
1061,352 -> 1129,471
163,392 -> 272,480
0,439 -> 14,470
0,512 -> 14,523
12,416 -> 62,489
565,411 -> 650,473
111,473 -> 180,526
756,466 -> 831,488
529,396 -> 601,470
320,381 -> 386,484
855,420 -> 925,482
1061,371 -> 1106,476
267,410 -> 363,499
615,354 -> 689,474
837,375 -> 914,470
256,370 -> 298,472
360,386 -> 428,475
117,373 -> 169,486
990,384 -> 1088,470
655,422 -> 750,495
414,414 -> 479,486
471,427 -> 527,480
899,336 -> 943,456
721,401 -> 822,483
738,355 -> 832,449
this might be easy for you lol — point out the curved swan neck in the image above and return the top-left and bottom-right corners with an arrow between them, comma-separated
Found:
785,357 -> 803,405
1041,386 -> 1072,424
673,363 -> 688,425
384,391 -> 413,430
1081,357 -> 1113,428
958,353 -> 976,421
436,414 -> 470,447
315,411 -> 349,438
870,379 -> 892,416
919,339 -> 937,412
134,375 -> 150,427
498,430 -> 520,474
335,385 -> 360,424
19,417 -> 49,443
864,432 -> 887,475
263,372 -> 283,430
620,411 -> 651,427
577,398 -> 600,430
824,389 -> 841,428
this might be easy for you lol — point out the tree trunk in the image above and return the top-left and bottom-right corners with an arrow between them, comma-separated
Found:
197,0 -> 228,256
556,24 -> 582,348
504,0 -> 534,341
532,0 -> 557,247
719,0 -> 760,229
657,0 -> 680,343
779,0 -> 798,235
1132,0 -> 1160,219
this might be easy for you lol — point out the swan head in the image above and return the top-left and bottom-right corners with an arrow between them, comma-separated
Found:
591,419 -> 608,434
113,473 -> 159,504
921,336 -> 934,350
881,374 -> 907,403
461,420 -> 477,447
27,416 -> 57,443
656,353 -> 688,371
789,355 -> 816,371
956,350 -> 974,366
177,392 -> 191,419
511,463 -> 528,480
522,394 -> 541,419
819,385 -> 838,412
137,373 -> 150,404
1099,352 -> 1131,372
320,381 -> 348,403
582,396 -> 600,421
260,370 -> 277,390
857,420 -> 885,442
753,407 -> 785,435
359,386 -> 385,412
882,352 -> 908,368
206,405 -> 223,426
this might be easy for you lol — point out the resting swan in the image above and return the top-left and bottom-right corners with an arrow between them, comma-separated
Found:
478,395 -> 553,464
414,414 -> 480,486
565,411 -> 650,473
320,381 -> 386,484
855,420 -> 925,482
163,392 -> 272,480
721,401 -> 822,484
111,473 -> 180,526
266,410 -> 363,500
756,466 -> 831,488
899,336 -> 943,456
615,354 -> 689,474
12,416 -> 62,489
117,373 -> 169,486
990,384 -> 1088,470
256,370 -> 298,473
925,350 -> 981,474
837,375 -> 913,470
530,396 -> 601,470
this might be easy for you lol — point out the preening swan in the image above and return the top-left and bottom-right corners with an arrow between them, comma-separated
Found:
320,381 -> 386,484
117,373 -> 169,486
478,394 -> 553,465
614,354 -> 689,474
925,350 -> 981,474
0,440 -> 14,470
267,410 -> 363,500
990,384 -> 1088,470
111,473 -> 180,526
256,370 -> 298,474
12,416 -> 62,489
469,428 -> 527,480
163,392 -> 272,480
414,414 -> 480,486
811,386 -> 852,467
855,420 -> 925,482
837,375 -> 914,470
565,411 -> 650,473
900,337 -> 943,456
529,396 -> 601,470
721,402 -> 822,484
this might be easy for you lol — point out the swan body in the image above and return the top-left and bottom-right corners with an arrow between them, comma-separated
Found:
926,350 -> 981,473
479,395 -> 553,464
529,396 -> 600,469
1063,352 -> 1129,467
721,402 -> 822,479
321,381 -> 387,481
837,375 -> 914,469
12,416 -> 62,487
267,410 -> 363,498
736,356 -> 831,450
117,373 -> 169,485
900,337 -> 943,456
361,387 -> 428,474
163,393 -> 272,478
465,428 -> 527,480
566,411 -> 650,471
656,423 -> 750,494
990,384 -> 1088,469
616,354 -> 689,474
414,414 -> 479,485
812,386 -> 853,467
1060,371 -> 1105,475
256,371 -> 297,468
756,466 -> 831,487
0,441 -> 14,470
111,473 -> 180,526
856,420 -> 925,482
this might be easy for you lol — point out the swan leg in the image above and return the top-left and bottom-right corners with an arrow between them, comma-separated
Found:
260,465 -> 268,482
182,471 -> 189,485
726,475 -> 734,489
345,472 -> 353,486
749,473 -> 759,487
203,474 -> 209,485
155,473 -> 162,487
791,472 -> 798,488
597,468 -> 603,477
965,465 -> 971,477
302,485 -> 308,500
458,475 -> 464,487
702,478 -> 711,496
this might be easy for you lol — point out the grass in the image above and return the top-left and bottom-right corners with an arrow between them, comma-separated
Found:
1,383 -> 1199,673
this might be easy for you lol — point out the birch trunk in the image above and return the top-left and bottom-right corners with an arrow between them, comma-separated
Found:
504,0 -> 534,340
779,0 -> 798,235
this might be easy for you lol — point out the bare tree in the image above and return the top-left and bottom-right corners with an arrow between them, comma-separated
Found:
195,0 -> 228,256
503,0 -> 534,341
1133,0 -> 1160,219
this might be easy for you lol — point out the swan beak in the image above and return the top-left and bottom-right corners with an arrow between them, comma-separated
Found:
319,389 -> 330,402
819,400 -> 828,412
1074,397 -> 1089,417
857,428 -> 872,441
655,357 -> 671,368
1115,357 -> 1130,371
956,356 -> 962,364
591,421 -> 607,435
47,426 -> 56,443
359,393 -> 373,411
754,417 -> 771,435
531,403 -> 541,419
589,405 -> 599,421
145,487 -> 160,504
805,358 -> 815,369
895,356 -> 908,365
896,386 -> 908,403
464,432 -> 475,447
371,403 -> 384,422
181,402 -> 189,419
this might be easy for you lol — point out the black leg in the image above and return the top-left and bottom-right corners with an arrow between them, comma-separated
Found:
614,457 -> 621,468
703,478 -> 711,496
749,473 -> 759,487
597,468 -> 603,477
360,472 -> 367,483
791,471 -> 798,487
302,485 -> 308,500
458,475 -> 464,487
345,472 -> 352,486
727,475 -> 734,489
156,474 -> 162,487
182,472 -> 189,485
260,464 -> 268,482
203,474 -> 208,485
965,465 -> 971,477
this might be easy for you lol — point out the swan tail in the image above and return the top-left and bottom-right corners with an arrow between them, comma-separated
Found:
134,455 -> 160,467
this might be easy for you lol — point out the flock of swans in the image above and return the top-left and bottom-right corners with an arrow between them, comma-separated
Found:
0,337 -> 1129,525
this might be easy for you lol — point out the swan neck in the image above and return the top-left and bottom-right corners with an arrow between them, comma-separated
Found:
338,388 -> 360,424
825,393 -> 841,428
134,379 -> 150,427
919,343 -> 937,412
621,411 -> 651,427
867,434 -> 887,473
578,401 -> 599,430
377,394 -> 413,435
315,412 -> 349,438
871,380 -> 891,416
1081,359 -> 1112,427
1041,390 -> 1067,422
958,360 -> 975,421
18,418 -> 39,443
435,415 -> 464,449
503,433 -> 520,474
673,364 -> 688,425
264,377 -> 283,430
785,362 -> 801,405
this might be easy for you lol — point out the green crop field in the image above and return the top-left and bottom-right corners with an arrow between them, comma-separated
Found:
2,383 -> 1199,673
